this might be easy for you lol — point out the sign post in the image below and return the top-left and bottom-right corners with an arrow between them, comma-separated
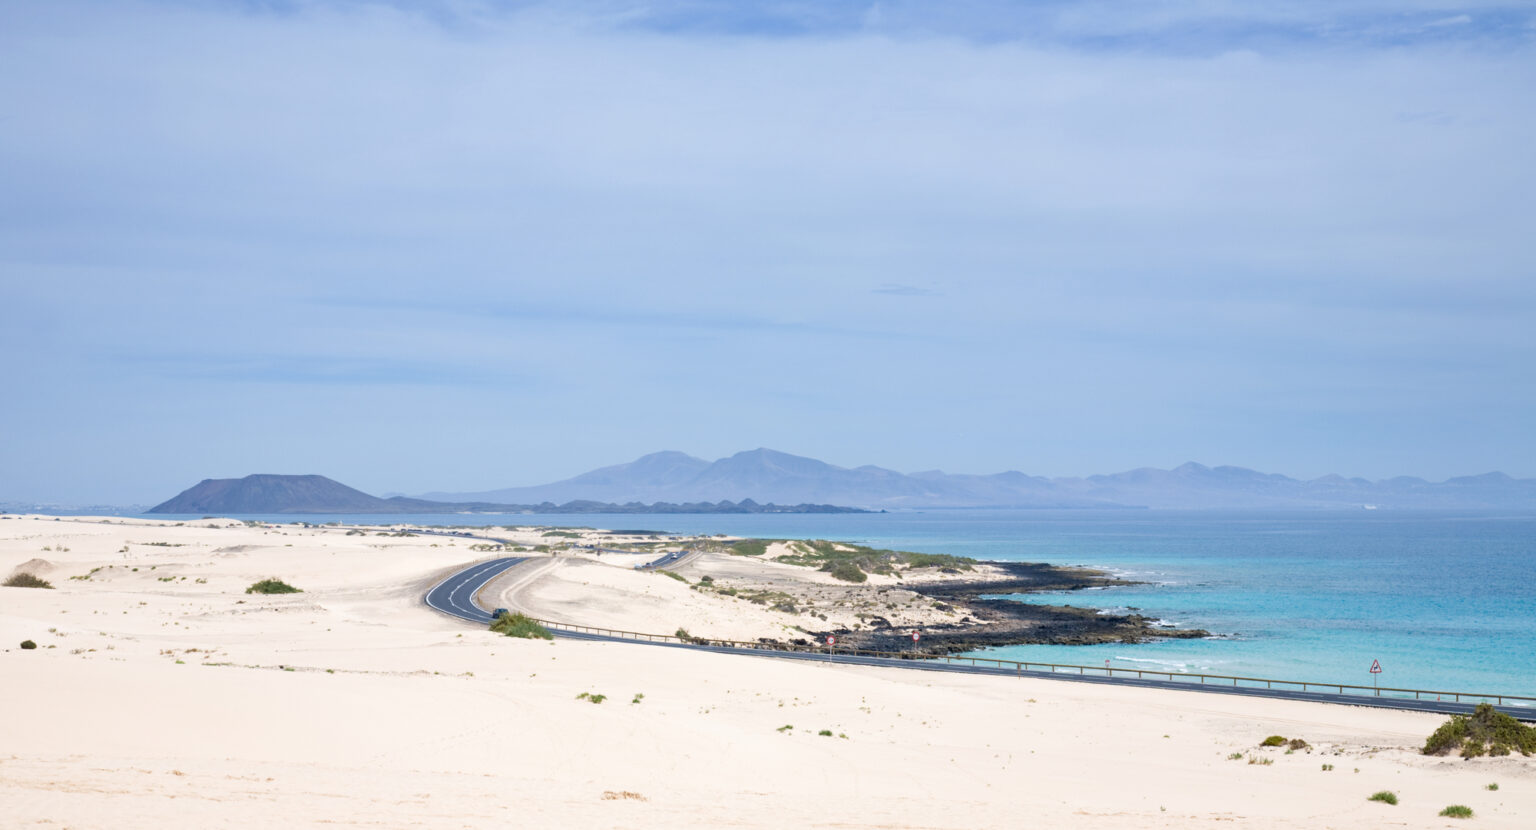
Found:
1369,659 -> 1383,695
826,635 -> 836,649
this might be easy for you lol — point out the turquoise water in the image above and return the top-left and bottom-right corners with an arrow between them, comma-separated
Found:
144,509 -> 1536,696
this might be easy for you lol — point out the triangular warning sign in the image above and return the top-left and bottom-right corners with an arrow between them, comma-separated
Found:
1369,659 -> 1382,674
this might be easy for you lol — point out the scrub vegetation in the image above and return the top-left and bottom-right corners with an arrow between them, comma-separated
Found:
771,539 -> 977,582
4,573 -> 54,589
245,578 -> 301,594
1423,703 -> 1536,757
490,612 -> 553,640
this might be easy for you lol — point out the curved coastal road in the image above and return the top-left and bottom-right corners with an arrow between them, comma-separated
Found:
426,556 -> 1535,722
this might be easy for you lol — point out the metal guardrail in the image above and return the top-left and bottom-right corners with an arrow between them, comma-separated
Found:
527,617 -> 1536,708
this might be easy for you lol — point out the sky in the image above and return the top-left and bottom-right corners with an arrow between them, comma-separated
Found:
2,0 -> 1534,504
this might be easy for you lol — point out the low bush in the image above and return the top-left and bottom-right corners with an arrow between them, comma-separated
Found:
1439,805 -> 1473,819
1486,782 -> 1499,791
575,692 -> 607,704
1287,738 -> 1310,750
817,729 -> 833,737
20,640 -> 37,650
729,539 -> 772,557
245,579 -> 301,595
489,612 -> 553,640
1260,735 -> 1287,747
4,573 -> 53,589
1423,703 -> 1536,758
1367,791 -> 1398,805
827,560 -> 867,583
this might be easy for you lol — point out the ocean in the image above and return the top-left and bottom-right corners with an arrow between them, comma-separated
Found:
140,508 -> 1536,697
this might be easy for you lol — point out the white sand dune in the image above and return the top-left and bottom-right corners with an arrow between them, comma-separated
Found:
3,515 -> 1530,828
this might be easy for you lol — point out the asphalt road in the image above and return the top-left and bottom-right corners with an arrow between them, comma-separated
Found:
424,556 -> 526,624
426,555 -> 1535,721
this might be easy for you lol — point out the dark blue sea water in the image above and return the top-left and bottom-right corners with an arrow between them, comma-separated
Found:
143,509 -> 1536,696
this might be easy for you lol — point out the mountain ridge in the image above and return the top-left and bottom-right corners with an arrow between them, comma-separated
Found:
422,449 -> 1536,510
147,473 -> 868,515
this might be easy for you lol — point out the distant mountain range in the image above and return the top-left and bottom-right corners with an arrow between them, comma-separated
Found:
420,448 -> 1536,510
146,474 -> 866,515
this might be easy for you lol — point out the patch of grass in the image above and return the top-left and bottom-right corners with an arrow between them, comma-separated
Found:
541,530 -> 582,538
1367,791 -> 1398,805
777,724 -> 793,733
245,578 -> 301,594
4,573 -> 54,589
1321,763 -> 1334,771
1423,703 -> 1536,758
1260,735 -> 1287,747
660,570 -> 688,583
1486,782 -> 1499,791
776,539 -> 976,577
70,567 -> 104,581
490,612 -> 553,640
575,692 -> 607,704
1439,805 -> 1473,818
1227,752 -> 1245,761
728,539 -> 773,556
818,729 -> 833,737
1248,756 -> 1274,766
601,790 -> 646,801
20,640 -> 37,650
631,693 -> 644,704
827,560 -> 867,583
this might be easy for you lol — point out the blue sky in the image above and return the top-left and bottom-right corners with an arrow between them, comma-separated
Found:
2,0 -> 1534,504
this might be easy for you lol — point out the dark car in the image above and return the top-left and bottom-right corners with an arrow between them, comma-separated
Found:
491,608 -> 510,620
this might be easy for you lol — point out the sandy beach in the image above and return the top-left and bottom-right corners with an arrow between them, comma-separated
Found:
3,514 -> 1532,828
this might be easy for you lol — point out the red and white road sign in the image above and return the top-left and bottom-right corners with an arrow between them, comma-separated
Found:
826,635 -> 836,646
1369,659 -> 1383,674
911,630 -> 921,643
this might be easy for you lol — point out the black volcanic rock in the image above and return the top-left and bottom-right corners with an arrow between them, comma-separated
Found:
149,474 -> 390,514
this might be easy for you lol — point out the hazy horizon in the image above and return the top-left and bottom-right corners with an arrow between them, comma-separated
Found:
4,1 -> 1534,503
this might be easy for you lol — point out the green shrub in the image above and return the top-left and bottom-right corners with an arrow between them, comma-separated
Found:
245,578 -> 301,595
1486,782 -> 1499,791
489,612 -> 553,640
1439,805 -> 1473,819
660,570 -> 688,583
1227,752 -> 1244,760
20,640 -> 37,649
1367,791 -> 1398,805
4,573 -> 53,589
575,692 -> 606,704
1260,735 -> 1287,747
1321,763 -> 1334,771
729,539 -> 772,556
1423,703 -> 1536,758
827,560 -> 867,583
818,729 -> 833,737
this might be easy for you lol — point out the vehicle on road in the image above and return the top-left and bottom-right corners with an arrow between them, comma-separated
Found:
491,608 -> 509,619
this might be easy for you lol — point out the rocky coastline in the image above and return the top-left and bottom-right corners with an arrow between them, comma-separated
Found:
805,560 -> 1210,657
